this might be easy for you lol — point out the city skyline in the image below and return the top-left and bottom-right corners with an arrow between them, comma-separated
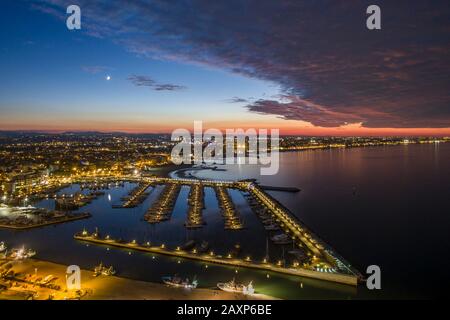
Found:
1,1 -> 450,136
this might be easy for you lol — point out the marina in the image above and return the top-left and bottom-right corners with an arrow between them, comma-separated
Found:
115,182 -> 152,208
0,205 -> 91,230
74,230 -> 357,286
215,186 -> 244,230
185,183 -> 205,228
1,175 -> 362,290
56,175 -> 362,286
144,183 -> 181,223
0,168 -> 370,299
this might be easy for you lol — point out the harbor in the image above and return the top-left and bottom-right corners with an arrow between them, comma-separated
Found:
185,183 -> 205,228
0,205 -> 91,230
144,183 -> 181,223
74,229 -> 357,286
1,258 -> 273,300
114,182 -> 153,208
0,175 -> 363,298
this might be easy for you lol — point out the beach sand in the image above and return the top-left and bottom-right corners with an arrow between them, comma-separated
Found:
0,258 -> 276,300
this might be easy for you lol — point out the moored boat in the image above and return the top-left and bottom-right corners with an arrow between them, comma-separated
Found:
217,278 -> 255,295
93,262 -> 116,277
9,246 -> 36,260
198,241 -> 209,253
264,224 -> 280,231
271,233 -> 292,245
162,275 -> 198,289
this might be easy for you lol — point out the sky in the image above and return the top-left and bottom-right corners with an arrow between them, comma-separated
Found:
0,0 -> 449,136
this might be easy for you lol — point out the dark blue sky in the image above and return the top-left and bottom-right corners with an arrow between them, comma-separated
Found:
1,1 -> 449,135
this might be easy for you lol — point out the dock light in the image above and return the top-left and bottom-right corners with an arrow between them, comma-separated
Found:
161,244 -> 165,249
227,254 -> 232,259
193,249 -> 197,254
263,258 -> 267,263
128,252 -> 132,255
235,269 -> 238,274
209,251 -> 214,256
266,274 -> 270,278
277,260 -> 282,266
152,256 -> 155,259
205,265 -> 208,269
177,260 -> 181,264
107,248 -> 110,251
176,246 -> 180,251
300,282 -> 303,288
245,256 -> 251,262
106,235 -> 110,240
146,242 -> 150,246
132,240 -> 136,244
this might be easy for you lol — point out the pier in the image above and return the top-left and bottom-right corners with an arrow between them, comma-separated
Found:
185,183 -> 205,228
54,191 -> 104,210
74,231 -> 357,286
0,211 -> 91,230
259,185 -> 300,193
115,182 -> 152,208
144,183 -> 181,223
59,175 -> 361,282
214,186 -> 244,230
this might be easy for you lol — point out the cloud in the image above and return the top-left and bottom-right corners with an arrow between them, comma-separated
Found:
81,65 -> 111,74
127,75 -> 186,91
34,0 -> 450,127
225,97 -> 249,103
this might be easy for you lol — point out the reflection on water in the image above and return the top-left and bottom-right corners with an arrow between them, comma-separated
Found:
2,144 -> 447,299
192,143 -> 450,299
0,182 -> 357,299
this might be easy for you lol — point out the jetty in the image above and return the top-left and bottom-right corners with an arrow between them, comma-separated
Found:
185,183 -> 205,228
144,183 -> 181,223
214,186 -> 243,230
74,230 -> 357,286
259,185 -> 300,193
115,182 -> 152,208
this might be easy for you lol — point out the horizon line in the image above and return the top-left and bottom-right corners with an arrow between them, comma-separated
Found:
0,129 -> 449,138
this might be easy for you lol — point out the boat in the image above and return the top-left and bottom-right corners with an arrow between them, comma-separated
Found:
217,278 -> 255,295
9,246 -> 36,260
271,233 -> 292,245
231,244 -> 241,256
181,240 -> 196,251
264,224 -> 280,231
0,242 -> 6,252
162,275 -> 198,289
93,262 -> 116,277
102,266 -> 116,276
288,249 -> 307,261
198,241 -> 209,253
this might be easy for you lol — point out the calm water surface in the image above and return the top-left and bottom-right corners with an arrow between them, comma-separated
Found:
1,143 -> 449,299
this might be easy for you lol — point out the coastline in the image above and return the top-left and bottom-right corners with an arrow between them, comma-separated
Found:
0,258 -> 277,300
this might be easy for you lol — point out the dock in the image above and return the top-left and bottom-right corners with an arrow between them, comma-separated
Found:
64,175 -> 362,283
214,186 -> 244,230
0,212 -> 91,230
74,231 -> 358,286
144,183 -> 181,223
259,185 -> 300,193
185,183 -> 205,228
116,182 -> 152,208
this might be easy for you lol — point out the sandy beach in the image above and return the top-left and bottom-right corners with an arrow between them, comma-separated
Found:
0,258 -> 276,300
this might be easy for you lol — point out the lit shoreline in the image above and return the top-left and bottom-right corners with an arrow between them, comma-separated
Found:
0,258 -> 277,300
